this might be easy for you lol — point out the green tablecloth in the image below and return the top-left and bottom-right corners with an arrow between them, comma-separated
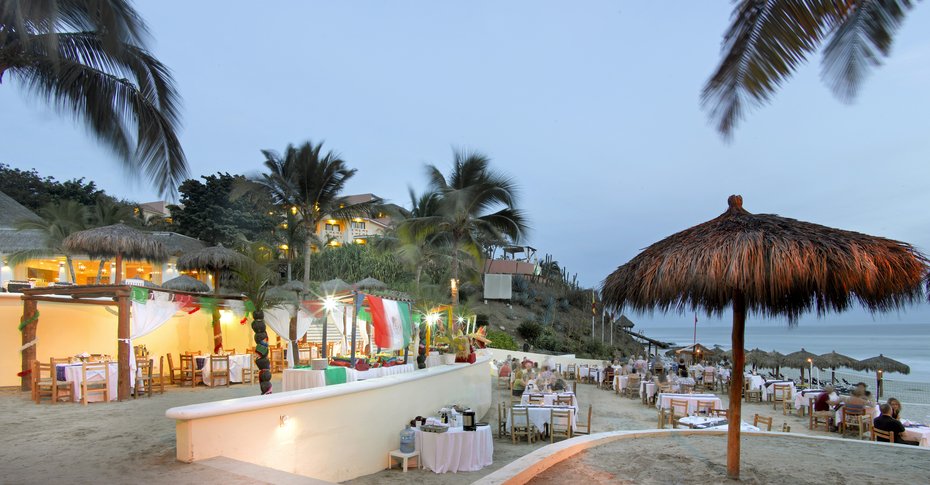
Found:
324,366 -> 347,385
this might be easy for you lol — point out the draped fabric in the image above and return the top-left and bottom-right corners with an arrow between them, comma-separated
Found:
129,292 -> 183,379
264,305 -> 315,367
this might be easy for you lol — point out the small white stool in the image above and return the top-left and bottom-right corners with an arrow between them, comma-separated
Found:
387,449 -> 420,472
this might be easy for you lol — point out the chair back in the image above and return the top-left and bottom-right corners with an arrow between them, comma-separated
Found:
528,394 -> 544,405
555,395 -> 573,407
712,408 -> 729,418
511,407 -> 530,428
550,408 -> 573,438
753,414 -> 773,431
209,354 -> 229,370
871,427 -> 895,443
773,383 -> 792,400
669,398 -> 689,416
696,400 -> 717,414
138,358 -> 153,378
50,357 -> 70,368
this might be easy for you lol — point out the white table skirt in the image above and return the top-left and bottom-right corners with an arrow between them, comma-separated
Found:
745,374 -> 765,391
520,392 -> 576,407
348,363 -> 415,380
415,426 -> 493,473
579,366 -> 602,381
614,375 -> 628,391
794,390 -> 824,409
656,393 -> 722,413
197,354 -> 252,386
61,363 -> 118,401
508,406 -> 577,432
902,426 -> 930,447
762,380 -> 795,400
641,381 -> 657,398
282,363 -> 415,391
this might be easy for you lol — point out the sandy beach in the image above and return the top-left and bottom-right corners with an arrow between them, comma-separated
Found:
2,375 -> 925,484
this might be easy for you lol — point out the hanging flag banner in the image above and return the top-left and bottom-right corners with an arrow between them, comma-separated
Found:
131,286 -> 150,304
365,295 -> 411,350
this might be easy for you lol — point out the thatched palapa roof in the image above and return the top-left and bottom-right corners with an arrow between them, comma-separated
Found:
176,244 -> 247,272
354,277 -> 387,290
162,275 -> 210,293
62,224 -> 167,262
320,278 -> 352,294
783,348 -> 818,369
859,354 -> 910,375
814,350 -> 862,371
151,232 -> 206,256
601,196 -> 928,321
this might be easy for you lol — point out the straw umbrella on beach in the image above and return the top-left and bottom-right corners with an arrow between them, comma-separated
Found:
601,195 -> 927,480
859,354 -> 910,399
354,277 -> 387,290
162,275 -> 210,293
814,350 -> 863,385
177,245 -> 248,353
745,348 -> 769,372
765,350 -> 787,377
62,223 -> 167,284
784,348 -> 818,384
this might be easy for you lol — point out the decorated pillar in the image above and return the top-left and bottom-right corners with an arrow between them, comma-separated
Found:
20,298 -> 38,391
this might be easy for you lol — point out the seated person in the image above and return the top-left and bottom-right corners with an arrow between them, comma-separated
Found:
498,360 -> 512,378
552,378 -> 566,391
813,385 -> 838,411
887,397 -> 903,420
539,366 -> 553,382
873,403 -> 919,445
843,388 -> 869,414
512,368 -> 527,397
855,381 -> 872,399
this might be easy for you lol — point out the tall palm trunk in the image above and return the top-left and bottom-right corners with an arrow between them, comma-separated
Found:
65,255 -> 77,283
302,219 -> 315,285
252,310 -> 272,395
95,258 -> 108,284
450,237 -> 460,304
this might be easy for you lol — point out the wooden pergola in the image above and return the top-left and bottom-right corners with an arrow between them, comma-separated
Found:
19,285 -> 246,400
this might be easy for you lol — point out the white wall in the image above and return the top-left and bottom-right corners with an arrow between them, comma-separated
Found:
167,355 -> 493,483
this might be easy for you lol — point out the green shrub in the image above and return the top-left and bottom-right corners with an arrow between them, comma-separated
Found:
516,320 -> 542,342
486,329 -> 517,350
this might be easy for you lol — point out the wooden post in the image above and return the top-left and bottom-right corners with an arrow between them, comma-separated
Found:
288,307 -> 298,367
350,293 -> 358,367
20,298 -> 38,391
117,292 -> 131,401
114,253 -> 123,285
727,290 -> 746,480
211,270 -> 223,353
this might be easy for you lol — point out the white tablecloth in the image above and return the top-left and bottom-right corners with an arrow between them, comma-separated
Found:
415,426 -> 493,473
60,363 -> 118,402
579,366 -> 602,382
794,389 -> 824,409
348,363 -> 415,380
762,380 -> 795,400
520,392 -> 576,407
508,406 -> 577,432
679,416 -> 760,432
745,374 -> 765,391
614,375 -> 628,391
281,368 -> 344,391
902,425 -> 930,447
197,354 -> 252,386
641,380 -> 657,398
656,393 -> 722,413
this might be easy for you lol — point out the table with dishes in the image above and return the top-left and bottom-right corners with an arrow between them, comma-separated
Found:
902,421 -> 930,447
520,391 -> 577,408
55,362 -> 119,402
415,425 -> 493,473
656,393 -> 723,414
195,354 -> 253,386
678,415 -> 761,432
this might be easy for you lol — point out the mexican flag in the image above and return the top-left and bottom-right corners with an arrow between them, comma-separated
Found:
365,295 -> 412,350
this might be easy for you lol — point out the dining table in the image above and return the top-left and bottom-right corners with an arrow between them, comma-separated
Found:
196,354 -> 253,386
281,363 -> 416,392
902,422 -> 930,447
762,380 -> 795,401
56,362 -> 119,402
415,425 -> 493,473
678,415 -> 761,432
793,389 -> 825,410
656,393 -> 722,414
520,391 -> 577,408
508,405 -> 577,432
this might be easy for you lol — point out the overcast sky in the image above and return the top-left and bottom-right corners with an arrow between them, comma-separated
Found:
2,2 -> 929,327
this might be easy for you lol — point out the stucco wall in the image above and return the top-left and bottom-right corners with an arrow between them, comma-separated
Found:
0,293 -> 280,387
166,355 -> 493,483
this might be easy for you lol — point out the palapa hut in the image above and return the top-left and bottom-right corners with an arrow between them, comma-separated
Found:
177,245 -> 248,352
784,348 -> 819,384
600,195 -> 927,480
161,275 -> 210,293
354,277 -> 387,290
62,224 -> 168,284
859,354 -> 910,398
745,348 -> 769,371
321,278 -> 353,294
814,350 -> 863,385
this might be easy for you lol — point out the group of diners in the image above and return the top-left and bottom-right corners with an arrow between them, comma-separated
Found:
811,382 -> 917,445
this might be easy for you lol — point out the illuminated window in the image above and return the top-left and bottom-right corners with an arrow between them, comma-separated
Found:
325,223 -> 341,232
350,221 -> 366,230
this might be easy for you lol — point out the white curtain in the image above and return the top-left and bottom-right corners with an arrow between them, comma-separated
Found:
129,292 -> 183,381
264,305 -> 314,368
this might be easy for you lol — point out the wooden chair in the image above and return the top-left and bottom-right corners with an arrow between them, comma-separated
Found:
179,354 -> 202,387
809,397 -> 832,431
669,398 -> 689,429
657,408 -> 671,429
550,409 -> 573,442
510,407 -> 535,444
712,408 -> 729,418
753,414 -> 773,431
528,394 -> 544,405
703,370 -> 716,391
150,356 -> 166,394
497,402 -> 509,438
600,369 -> 615,390
270,347 -> 285,373
134,358 -> 154,398
744,380 -> 763,403
225,348 -> 236,354
624,375 -> 641,399
696,400 -> 717,415
871,427 -> 895,443
679,383 -> 694,394
574,404 -> 593,435
81,362 -> 110,405
185,350 -> 203,356
772,383 -> 792,410
207,355 -> 231,387
840,405 -> 866,437
566,364 -> 576,380
32,360 -> 55,404
241,353 -> 257,384
497,376 -> 510,390
555,395 -> 573,407
165,353 -> 182,385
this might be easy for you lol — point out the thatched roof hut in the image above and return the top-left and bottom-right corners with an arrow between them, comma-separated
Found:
859,354 -> 910,375
151,232 -> 206,256
814,350 -> 862,371
62,224 -> 167,284
177,245 -> 249,353
162,275 -> 210,293
321,278 -> 352,294
354,277 -> 387,290
600,195 -> 927,480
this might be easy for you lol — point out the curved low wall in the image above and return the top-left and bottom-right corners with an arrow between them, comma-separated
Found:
166,354 -> 492,483
474,429 -> 926,485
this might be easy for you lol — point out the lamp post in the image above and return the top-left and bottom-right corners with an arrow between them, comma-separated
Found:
807,358 -> 813,389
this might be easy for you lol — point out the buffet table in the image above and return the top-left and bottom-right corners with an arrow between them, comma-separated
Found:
415,426 -> 493,473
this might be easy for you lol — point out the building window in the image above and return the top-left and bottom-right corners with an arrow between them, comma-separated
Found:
325,223 -> 341,232
350,221 -> 366,230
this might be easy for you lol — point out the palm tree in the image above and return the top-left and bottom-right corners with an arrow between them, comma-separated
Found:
9,200 -> 87,282
410,150 -> 529,303
276,210 -> 306,281
0,1 -> 188,196
238,141 -> 376,286
703,1 -> 918,137
89,197 -> 134,282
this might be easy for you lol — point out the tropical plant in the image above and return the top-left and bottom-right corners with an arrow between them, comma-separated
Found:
406,150 -> 529,302
485,328 -> 517,351
9,200 -> 87,281
238,141 -> 376,285
172,173 -> 277,247
0,1 -> 188,196
517,320 -> 542,343
704,0 -> 918,137
89,196 -> 134,282
232,258 -> 281,395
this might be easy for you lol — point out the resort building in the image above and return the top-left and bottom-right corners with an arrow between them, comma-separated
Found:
313,193 -> 401,247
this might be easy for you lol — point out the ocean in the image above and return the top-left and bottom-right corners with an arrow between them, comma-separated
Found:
637,322 -> 930,383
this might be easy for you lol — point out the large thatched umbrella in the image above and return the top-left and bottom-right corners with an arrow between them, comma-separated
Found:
62,223 -> 167,284
354,277 -> 387,290
859,354 -> 910,398
321,278 -> 352,294
745,348 -> 769,370
764,350 -> 787,377
601,195 -> 926,480
162,275 -> 210,293
177,245 -> 248,353
784,348 -> 818,384
814,350 -> 863,385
